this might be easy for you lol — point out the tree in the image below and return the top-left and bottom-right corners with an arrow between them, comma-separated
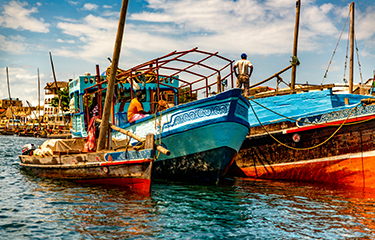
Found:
178,87 -> 197,103
50,88 -> 70,111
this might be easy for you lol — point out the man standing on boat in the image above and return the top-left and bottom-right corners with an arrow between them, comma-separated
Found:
127,90 -> 152,123
234,53 -> 253,97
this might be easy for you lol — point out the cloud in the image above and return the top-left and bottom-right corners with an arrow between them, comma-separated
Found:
52,0 -> 375,69
68,1 -> 79,6
82,3 -> 98,11
103,5 -> 112,9
0,34 -> 28,54
0,67 -> 43,104
57,38 -> 75,44
0,0 -> 49,33
55,14 -> 118,59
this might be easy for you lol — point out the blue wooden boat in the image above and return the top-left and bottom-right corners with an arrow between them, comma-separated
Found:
68,48 -> 250,184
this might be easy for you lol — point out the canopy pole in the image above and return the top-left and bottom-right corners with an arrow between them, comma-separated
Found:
97,0 -> 129,151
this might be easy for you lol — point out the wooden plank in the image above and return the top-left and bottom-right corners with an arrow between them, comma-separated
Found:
96,119 -> 171,156
251,84 -> 335,99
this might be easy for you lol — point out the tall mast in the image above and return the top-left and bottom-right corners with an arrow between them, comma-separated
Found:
349,2 -> 354,93
290,0 -> 301,90
49,52 -> 63,125
5,67 -> 13,129
37,68 -> 41,126
97,0 -> 130,151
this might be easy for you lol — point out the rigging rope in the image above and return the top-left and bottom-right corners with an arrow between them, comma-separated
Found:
322,9 -> 351,84
355,35 -> 364,84
249,100 -> 362,151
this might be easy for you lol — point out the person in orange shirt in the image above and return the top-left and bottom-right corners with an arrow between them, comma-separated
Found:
127,90 -> 152,122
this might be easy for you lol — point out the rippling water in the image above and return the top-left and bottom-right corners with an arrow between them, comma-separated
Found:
1,135 -> 375,239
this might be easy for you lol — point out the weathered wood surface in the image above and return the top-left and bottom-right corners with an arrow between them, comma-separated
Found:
228,116 -> 375,189
98,0 -> 130,150
236,118 -> 375,168
251,84 -> 335,99
19,149 -> 153,192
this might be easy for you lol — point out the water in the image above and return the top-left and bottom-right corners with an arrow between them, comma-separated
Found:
1,135 -> 375,239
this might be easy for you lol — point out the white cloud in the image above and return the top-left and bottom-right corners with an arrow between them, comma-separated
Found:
0,34 -> 28,54
103,5 -> 112,9
0,0 -> 49,33
51,0 -> 375,70
82,3 -> 98,11
68,1 -> 79,6
0,67 -> 44,104
57,38 -> 75,44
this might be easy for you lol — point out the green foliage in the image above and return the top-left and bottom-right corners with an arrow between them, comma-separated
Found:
50,88 -> 70,111
178,87 -> 197,103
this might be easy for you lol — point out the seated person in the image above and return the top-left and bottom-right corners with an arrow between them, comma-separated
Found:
127,90 -> 152,123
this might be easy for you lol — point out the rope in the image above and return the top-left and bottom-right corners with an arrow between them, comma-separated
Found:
343,26 -> 350,84
322,9 -> 351,84
153,108 -> 164,160
355,35 -> 364,84
249,100 -> 362,151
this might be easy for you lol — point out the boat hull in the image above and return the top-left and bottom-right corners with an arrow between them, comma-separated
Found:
19,150 -> 153,192
115,89 -> 250,183
231,151 -> 375,189
230,100 -> 375,189
154,146 -> 237,183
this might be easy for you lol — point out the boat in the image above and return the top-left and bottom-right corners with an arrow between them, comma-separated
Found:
69,48 -> 250,184
228,2 -> 375,189
19,138 -> 154,192
18,0 -> 157,192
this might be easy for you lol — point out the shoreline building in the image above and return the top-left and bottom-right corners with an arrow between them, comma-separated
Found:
44,81 -> 69,125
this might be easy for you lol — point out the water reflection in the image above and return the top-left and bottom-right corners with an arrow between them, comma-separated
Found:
3,135 -> 375,239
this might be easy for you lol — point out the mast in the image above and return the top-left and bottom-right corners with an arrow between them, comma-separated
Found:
349,2 -> 354,93
37,68 -> 41,127
97,0 -> 130,151
5,67 -> 14,129
49,52 -> 64,126
290,0 -> 301,90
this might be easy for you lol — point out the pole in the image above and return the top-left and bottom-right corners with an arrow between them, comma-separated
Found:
349,2 -> 354,94
290,0 -> 301,90
37,68 -> 41,127
49,52 -> 63,125
97,0 -> 130,151
6,67 -> 11,102
5,67 -> 14,130
96,119 -> 171,155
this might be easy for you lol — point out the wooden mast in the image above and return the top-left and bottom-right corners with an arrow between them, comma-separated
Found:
5,67 -> 13,129
97,0 -> 130,151
49,52 -> 63,126
37,68 -> 41,127
349,2 -> 354,93
290,0 -> 301,90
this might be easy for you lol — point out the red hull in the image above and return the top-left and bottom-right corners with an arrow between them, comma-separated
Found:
75,178 -> 151,192
232,151 -> 375,189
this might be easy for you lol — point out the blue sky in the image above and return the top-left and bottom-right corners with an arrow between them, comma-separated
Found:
0,0 -> 374,105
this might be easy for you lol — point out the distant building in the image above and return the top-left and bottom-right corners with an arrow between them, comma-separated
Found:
44,81 -> 68,123
0,98 -> 22,109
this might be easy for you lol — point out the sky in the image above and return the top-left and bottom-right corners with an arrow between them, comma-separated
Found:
0,0 -> 374,106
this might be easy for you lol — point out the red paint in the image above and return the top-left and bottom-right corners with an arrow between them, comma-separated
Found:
74,178 -> 151,192
101,159 -> 152,166
236,153 -> 375,189
287,115 -> 375,134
